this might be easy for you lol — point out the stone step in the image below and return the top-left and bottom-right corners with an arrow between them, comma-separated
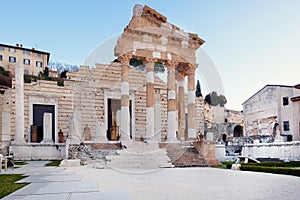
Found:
106,141 -> 172,170
159,143 -> 209,167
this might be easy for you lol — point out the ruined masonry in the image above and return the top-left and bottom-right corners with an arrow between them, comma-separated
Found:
0,5 -> 217,167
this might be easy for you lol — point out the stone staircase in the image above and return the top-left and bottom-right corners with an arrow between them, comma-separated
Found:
105,141 -> 173,172
159,143 -> 209,167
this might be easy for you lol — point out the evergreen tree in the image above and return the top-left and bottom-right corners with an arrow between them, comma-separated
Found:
195,80 -> 202,97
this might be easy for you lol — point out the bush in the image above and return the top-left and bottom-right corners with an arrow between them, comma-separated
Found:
24,74 -> 32,83
240,164 -> 300,177
243,161 -> 300,168
0,66 -> 10,77
57,79 -> 64,86
0,74 -> 12,87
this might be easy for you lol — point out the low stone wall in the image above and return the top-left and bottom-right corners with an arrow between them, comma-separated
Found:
242,141 -> 300,161
10,144 -> 67,160
215,144 -> 236,162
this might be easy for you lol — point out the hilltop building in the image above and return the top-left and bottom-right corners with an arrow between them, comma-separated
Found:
0,43 -> 50,76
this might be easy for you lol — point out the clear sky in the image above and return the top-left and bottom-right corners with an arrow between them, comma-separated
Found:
1,0 -> 300,110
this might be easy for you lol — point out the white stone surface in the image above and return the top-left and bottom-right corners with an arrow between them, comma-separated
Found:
187,128 -> 196,139
154,101 -> 162,142
168,90 -> 176,100
143,34 -> 152,42
121,82 -> 129,95
146,107 -> 155,140
67,109 -> 82,144
41,113 -> 53,144
152,51 -> 161,58
161,36 -> 168,45
177,80 -> 184,87
1,111 -> 11,143
10,144 -> 66,160
242,141 -> 300,161
120,106 -> 130,140
167,52 -> 172,60
188,91 -> 195,104
206,132 -> 214,141
69,166 -> 300,200
133,4 -> 143,16
95,121 -> 108,142
167,111 -> 178,142
70,191 -> 133,200
146,71 -> 154,83
60,159 -> 81,167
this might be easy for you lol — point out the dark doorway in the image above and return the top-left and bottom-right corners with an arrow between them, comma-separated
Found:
33,104 -> 55,143
107,99 -> 132,141
233,125 -> 243,137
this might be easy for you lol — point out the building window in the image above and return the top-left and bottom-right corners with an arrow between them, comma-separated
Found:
8,48 -> 16,52
283,97 -> 289,106
9,56 -> 16,63
283,121 -> 290,131
36,61 -> 42,67
23,59 -> 30,65
23,50 -> 31,55
37,53 -> 42,58
0,55 -> 2,61
0,46 -> 4,51
24,69 -> 29,75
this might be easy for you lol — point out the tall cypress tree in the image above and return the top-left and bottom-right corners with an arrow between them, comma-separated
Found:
195,80 -> 202,97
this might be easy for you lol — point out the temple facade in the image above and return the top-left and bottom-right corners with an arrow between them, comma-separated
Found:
0,5 -> 206,159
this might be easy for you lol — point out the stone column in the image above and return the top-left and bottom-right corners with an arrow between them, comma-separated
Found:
145,59 -> 155,141
177,72 -> 186,140
167,62 -> 178,143
13,64 -> 25,144
41,113 -> 53,143
187,66 -> 196,139
119,55 -> 131,140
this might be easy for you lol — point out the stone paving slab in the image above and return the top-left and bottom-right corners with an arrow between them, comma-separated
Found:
6,181 -> 98,196
3,193 -> 70,200
15,174 -> 81,183
70,191 -> 133,200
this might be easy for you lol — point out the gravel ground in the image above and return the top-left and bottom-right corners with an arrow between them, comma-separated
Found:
68,166 -> 300,200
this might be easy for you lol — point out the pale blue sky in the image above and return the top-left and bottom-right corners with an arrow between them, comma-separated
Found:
1,0 -> 300,110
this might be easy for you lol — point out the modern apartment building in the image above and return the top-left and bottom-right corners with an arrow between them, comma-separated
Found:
0,43 -> 50,76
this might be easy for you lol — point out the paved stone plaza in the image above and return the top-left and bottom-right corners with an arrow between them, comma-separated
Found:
2,161 -> 300,200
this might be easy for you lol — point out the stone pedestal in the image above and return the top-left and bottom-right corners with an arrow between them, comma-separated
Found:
41,113 -> 53,144
95,121 -> 108,142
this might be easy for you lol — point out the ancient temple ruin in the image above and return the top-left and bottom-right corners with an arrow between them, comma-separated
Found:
0,5 -> 209,161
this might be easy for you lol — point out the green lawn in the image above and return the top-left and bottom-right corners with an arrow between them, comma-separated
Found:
45,160 -> 62,167
0,174 -> 29,198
